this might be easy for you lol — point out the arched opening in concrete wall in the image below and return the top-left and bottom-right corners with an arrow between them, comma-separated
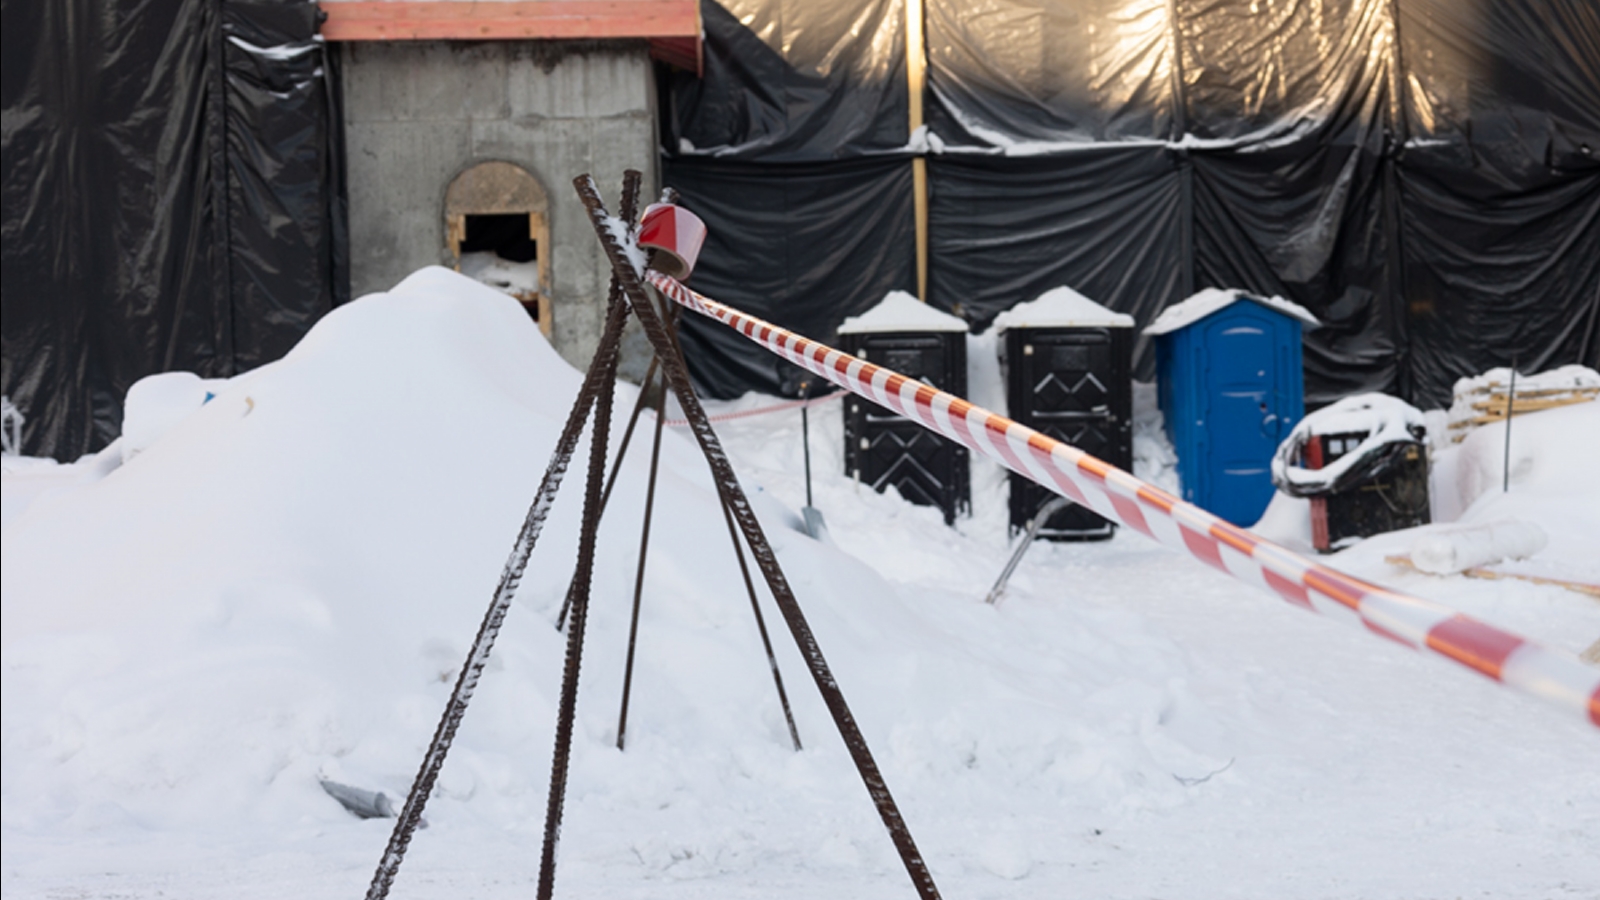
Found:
445,161 -> 553,336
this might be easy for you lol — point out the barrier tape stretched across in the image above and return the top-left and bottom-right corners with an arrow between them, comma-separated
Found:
646,271 -> 1600,730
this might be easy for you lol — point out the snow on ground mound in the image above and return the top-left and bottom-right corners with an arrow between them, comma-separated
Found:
4,268 -> 1274,898
2,270 -> 1596,898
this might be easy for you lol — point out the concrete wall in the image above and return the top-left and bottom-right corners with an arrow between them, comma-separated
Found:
341,40 -> 658,375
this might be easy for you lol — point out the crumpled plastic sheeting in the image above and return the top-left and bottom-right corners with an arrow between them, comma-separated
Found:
1398,145 -> 1600,408
1,0 -> 345,460
1190,132 -> 1402,407
926,149 -> 1183,379
663,0 -> 1598,409
663,157 -> 917,399
926,0 -> 1177,144
664,0 -> 911,161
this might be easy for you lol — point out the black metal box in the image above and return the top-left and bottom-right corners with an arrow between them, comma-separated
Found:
1002,326 -> 1133,540
840,330 -> 971,524
1307,432 -> 1430,552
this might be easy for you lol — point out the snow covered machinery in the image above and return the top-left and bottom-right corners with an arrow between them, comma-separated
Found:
1272,394 -> 1431,552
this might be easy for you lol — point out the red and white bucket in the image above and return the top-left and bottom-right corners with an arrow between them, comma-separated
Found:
637,202 -> 706,279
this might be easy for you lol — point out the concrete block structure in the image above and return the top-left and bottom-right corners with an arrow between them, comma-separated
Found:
326,1 -> 700,376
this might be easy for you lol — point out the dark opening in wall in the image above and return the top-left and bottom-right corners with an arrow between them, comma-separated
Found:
460,213 -> 538,263
445,161 -> 552,335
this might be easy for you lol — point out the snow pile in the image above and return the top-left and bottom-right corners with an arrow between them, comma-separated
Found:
837,290 -> 970,333
1271,393 -> 1426,496
1410,520 -> 1548,575
3,267 -> 1247,897
1131,381 -> 1179,495
991,286 -> 1134,333
1142,287 -> 1319,336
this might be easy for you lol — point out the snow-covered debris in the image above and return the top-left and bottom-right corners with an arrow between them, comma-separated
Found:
837,290 -> 969,333
1445,364 -> 1600,440
119,371 -> 232,463
1141,287 -> 1319,336
1410,520 -> 1548,575
1271,393 -> 1426,497
458,251 -> 540,296
991,286 -> 1134,333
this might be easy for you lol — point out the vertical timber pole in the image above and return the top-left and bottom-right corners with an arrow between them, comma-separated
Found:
907,0 -> 929,302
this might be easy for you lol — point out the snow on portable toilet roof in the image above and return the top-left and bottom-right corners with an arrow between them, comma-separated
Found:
1142,287 -> 1320,336
991,285 -> 1135,334
837,290 -> 970,334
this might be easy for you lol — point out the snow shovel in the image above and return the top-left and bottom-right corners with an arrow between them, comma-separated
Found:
799,380 -> 827,540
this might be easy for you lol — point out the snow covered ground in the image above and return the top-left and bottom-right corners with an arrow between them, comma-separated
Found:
4,270 -> 1597,899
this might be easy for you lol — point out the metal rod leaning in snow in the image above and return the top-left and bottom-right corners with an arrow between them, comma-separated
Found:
616,362 -> 667,751
363,282 -> 636,900
578,174 -> 944,900
646,270 -> 1600,732
649,287 -> 804,752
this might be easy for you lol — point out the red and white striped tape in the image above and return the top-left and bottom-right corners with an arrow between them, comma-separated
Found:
638,202 -> 707,280
646,270 -> 1600,730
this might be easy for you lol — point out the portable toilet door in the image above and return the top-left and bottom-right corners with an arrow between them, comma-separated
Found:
993,286 -> 1135,540
1146,289 -> 1319,527
838,291 -> 972,524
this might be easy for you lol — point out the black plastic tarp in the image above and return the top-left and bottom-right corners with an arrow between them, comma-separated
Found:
662,0 -> 1599,411
665,0 -> 910,161
1,0 -> 345,460
664,156 -> 916,398
925,0 -> 1177,144
926,148 -> 1184,379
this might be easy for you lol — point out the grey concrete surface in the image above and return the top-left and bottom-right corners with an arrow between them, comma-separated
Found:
341,40 -> 659,377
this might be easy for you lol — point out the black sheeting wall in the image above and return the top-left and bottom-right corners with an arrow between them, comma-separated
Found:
927,149 -> 1185,379
667,159 -> 916,398
1,0 -> 346,460
663,0 -> 1600,409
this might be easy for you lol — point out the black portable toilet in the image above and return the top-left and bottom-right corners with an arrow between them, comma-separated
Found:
839,291 -> 971,524
995,286 -> 1134,540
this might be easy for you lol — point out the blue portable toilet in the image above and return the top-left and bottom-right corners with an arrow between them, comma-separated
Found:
1144,288 -> 1320,526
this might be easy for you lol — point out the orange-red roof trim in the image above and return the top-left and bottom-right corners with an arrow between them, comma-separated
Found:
320,1 -> 699,43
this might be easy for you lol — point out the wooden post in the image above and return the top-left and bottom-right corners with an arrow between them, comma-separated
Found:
906,0 -> 929,302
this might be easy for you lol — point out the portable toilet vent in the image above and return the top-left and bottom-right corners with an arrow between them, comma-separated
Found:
839,291 -> 971,524
995,286 -> 1134,541
1145,288 -> 1319,527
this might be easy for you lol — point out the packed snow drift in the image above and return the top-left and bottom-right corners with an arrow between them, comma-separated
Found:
4,269 -> 1597,899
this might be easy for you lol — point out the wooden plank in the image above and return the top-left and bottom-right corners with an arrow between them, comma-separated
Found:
1469,393 -> 1599,413
321,1 -> 700,41
1385,555 -> 1600,599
